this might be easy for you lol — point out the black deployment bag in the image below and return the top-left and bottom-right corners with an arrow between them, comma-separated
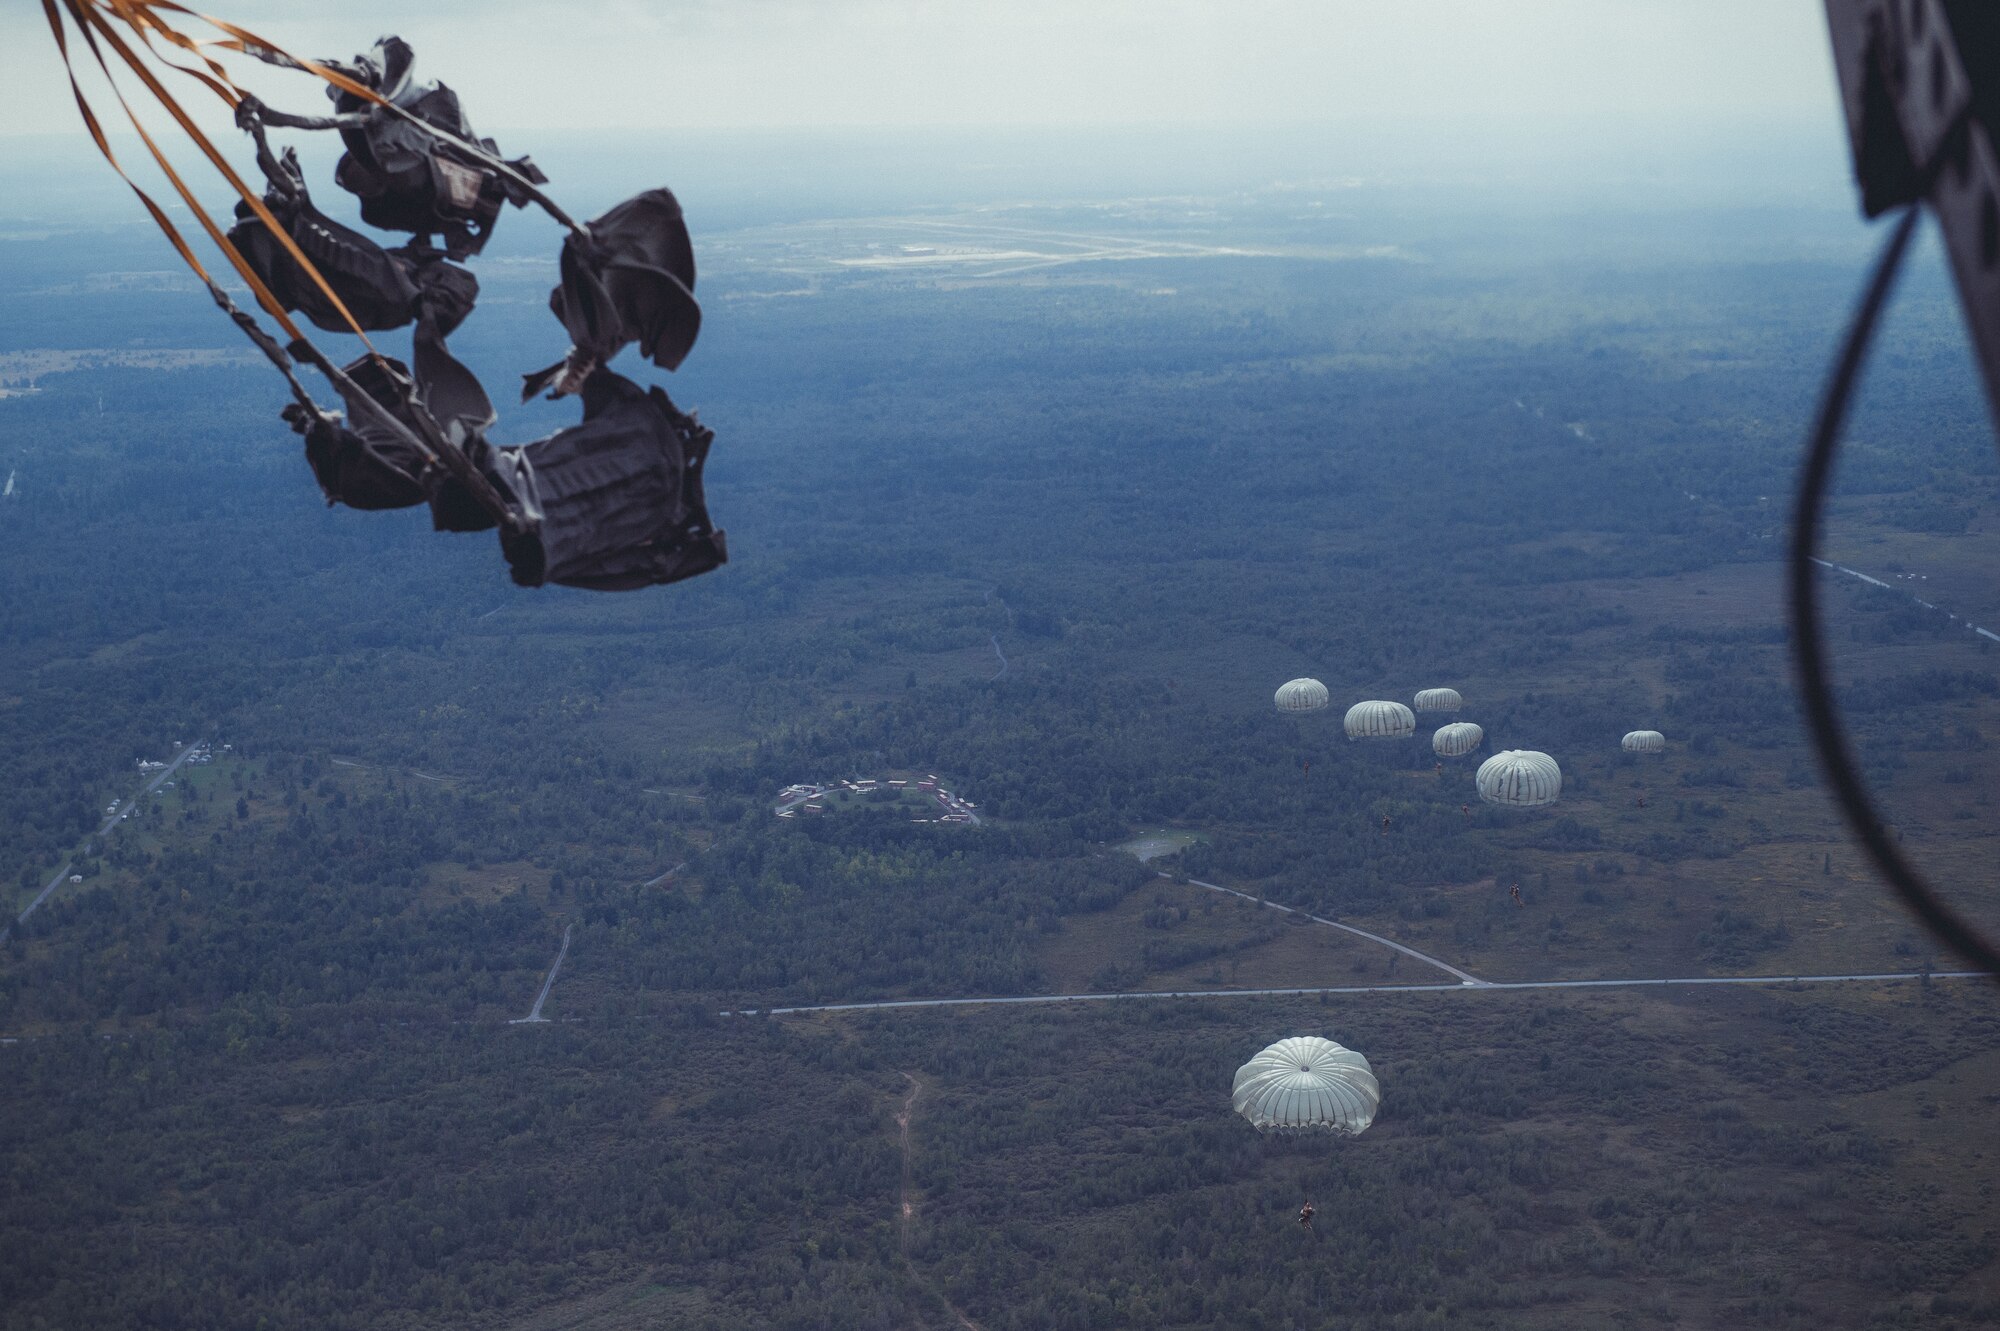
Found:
523,188 -> 701,399
495,370 -> 725,590
329,38 -> 546,260
227,161 -> 481,341
288,354 -> 441,510
228,189 -> 420,333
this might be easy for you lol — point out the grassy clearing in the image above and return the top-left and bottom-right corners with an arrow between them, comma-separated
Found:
1036,879 -> 1374,993
1115,829 -> 1203,862
1110,548 -> 2000,989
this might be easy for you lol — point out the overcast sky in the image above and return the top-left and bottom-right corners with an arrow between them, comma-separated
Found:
8,1 -> 1838,135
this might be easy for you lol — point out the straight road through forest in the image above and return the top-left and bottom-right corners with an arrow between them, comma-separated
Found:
4,738 -> 204,943
511,924 -> 572,1024
719,969 -> 1986,1017
1811,556 -> 2000,643
714,868 -> 1987,1017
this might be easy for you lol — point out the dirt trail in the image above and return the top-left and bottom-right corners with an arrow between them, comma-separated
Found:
894,1073 -> 921,1250
892,1072 -> 984,1331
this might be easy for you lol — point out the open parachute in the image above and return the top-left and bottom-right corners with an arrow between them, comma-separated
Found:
41,3 -> 723,592
1232,1036 -> 1380,1136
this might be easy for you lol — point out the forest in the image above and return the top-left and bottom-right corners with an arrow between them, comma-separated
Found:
2,161 -> 1998,1329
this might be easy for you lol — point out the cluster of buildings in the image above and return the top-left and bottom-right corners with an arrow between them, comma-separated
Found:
772,774 -> 981,825
910,774 -> 979,825
135,740 -> 223,773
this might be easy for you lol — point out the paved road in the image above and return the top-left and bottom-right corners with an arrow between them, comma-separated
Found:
720,969 -> 1986,1017
511,923 -> 572,1024
4,739 -> 203,943
894,1073 -> 920,1250
1812,556 -> 2000,644
714,870 -> 1997,1017
1177,875 -> 1485,985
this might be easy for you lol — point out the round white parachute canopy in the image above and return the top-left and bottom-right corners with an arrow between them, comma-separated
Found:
1413,687 -> 1463,714
1344,700 -> 1415,741
1621,730 -> 1666,753
1432,721 -> 1484,757
1274,678 -> 1330,713
1233,1036 -> 1380,1136
1476,750 -> 1563,807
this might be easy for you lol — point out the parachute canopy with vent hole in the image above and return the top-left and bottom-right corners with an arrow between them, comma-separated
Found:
1233,1037 -> 1380,1136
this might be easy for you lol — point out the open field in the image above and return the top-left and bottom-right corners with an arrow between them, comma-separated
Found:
1116,829 -> 1203,861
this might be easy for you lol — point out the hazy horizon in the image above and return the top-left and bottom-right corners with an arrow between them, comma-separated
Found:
4,2 -> 1859,231
5,2 -> 1839,134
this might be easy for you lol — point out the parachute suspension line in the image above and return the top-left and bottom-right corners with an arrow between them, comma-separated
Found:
40,0 -> 296,339
105,0 -> 239,105
49,4 -> 737,591
39,0 -> 321,427
40,1 -> 530,529
132,0 -> 586,238
39,6 -> 304,426
1787,204 -> 2000,979
57,0 -> 381,347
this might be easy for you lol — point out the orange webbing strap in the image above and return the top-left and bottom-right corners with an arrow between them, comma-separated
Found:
148,1 -> 389,104
40,3 -> 320,423
107,0 -> 236,104
61,2 -> 379,347
41,2 -> 212,289
145,1 -> 583,235
44,1 -> 517,521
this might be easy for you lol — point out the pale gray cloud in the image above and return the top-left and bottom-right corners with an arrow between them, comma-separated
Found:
6,1 -> 1838,136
